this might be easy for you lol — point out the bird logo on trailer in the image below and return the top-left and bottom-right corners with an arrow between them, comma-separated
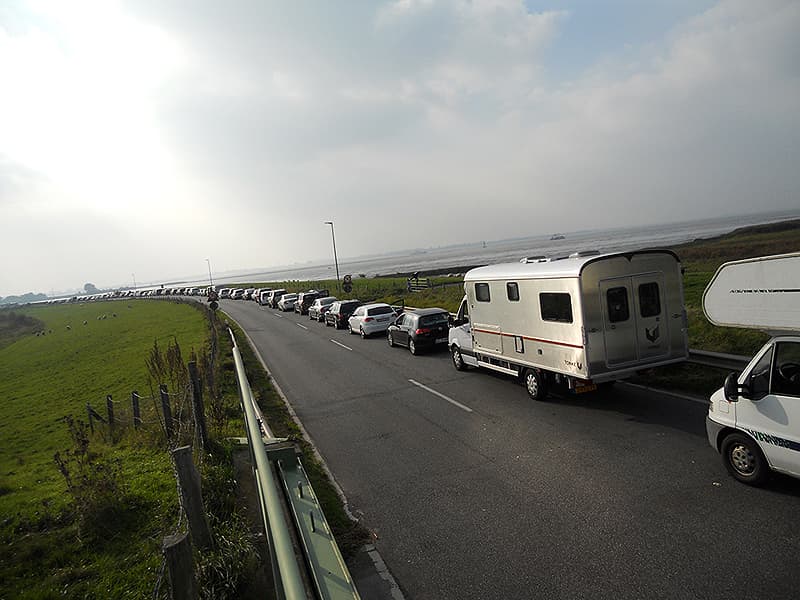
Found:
645,325 -> 660,343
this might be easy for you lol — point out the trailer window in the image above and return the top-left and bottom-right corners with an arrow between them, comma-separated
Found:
606,287 -> 629,323
506,282 -> 520,302
638,282 -> 661,318
475,283 -> 491,302
540,293 -> 573,323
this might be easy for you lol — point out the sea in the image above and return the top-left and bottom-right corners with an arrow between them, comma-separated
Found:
173,210 -> 798,288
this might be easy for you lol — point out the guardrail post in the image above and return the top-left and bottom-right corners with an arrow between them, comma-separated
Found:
172,446 -> 212,550
160,384 -> 174,440
188,361 -> 209,452
131,391 -> 141,429
163,532 -> 198,600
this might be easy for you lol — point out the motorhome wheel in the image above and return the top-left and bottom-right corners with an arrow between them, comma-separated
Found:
451,347 -> 467,371
721,433 -> 768,486
524,369 -> 548,401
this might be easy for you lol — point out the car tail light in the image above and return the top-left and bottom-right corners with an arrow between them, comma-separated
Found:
364,317 -> 374,322
415,328 -> 431,335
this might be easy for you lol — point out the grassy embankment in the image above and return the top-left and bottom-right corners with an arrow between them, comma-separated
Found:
0,298 -> 369,599
0,301 -> 235,598
237,219 -> 800,396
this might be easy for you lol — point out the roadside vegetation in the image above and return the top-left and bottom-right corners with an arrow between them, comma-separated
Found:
0,301 -> 258,599
0,298 -> 370,599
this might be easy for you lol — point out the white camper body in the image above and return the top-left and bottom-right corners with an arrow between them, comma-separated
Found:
448,250 -> 688,400
703,252 -> 800,485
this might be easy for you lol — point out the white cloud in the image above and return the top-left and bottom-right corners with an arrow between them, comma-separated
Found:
0,0 -> 798,296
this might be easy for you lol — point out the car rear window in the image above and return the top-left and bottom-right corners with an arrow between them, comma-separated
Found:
321,297 -> 335,305
419,313 -> 448,326
368,306 -> 394,316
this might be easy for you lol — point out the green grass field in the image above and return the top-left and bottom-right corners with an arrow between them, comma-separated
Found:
0,300 -> 209,599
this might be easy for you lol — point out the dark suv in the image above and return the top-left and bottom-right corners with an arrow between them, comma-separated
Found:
387,308 -> 450,355
325,300 -> 363,329
295,291 -> 319,315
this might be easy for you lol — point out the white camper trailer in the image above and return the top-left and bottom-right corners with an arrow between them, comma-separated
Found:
703,252 -> 800,485
448,249 -> 688,400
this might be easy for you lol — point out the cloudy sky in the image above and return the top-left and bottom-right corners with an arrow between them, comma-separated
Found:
1,0 -> 798,296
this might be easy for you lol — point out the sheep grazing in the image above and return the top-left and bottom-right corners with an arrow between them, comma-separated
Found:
112,313 -> 117,318
66,325 -> 71,330
83,320 -> 88,325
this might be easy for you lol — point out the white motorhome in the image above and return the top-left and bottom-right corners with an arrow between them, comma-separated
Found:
449,249 -> 688,400
703,252 -> 800,485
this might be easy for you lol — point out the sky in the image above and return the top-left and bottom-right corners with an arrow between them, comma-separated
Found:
1,0 -> 798,297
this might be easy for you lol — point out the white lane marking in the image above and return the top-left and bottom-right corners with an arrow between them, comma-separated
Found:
330,339 -> 352,351
408,379 -> 473,413
620,382 -> 708,405
296,323 -> 308,330
274,313 -> 283,318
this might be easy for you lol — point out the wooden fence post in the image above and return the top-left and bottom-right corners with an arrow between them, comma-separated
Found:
188,362 -> 209,452
160,384 -> 174,440
163,532 -> 198,600
131,391 -> 141,429
172,446 -> 212,549
106,394 -> 114,437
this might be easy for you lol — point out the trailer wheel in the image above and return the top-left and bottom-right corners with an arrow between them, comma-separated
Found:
523,369 -> 548,401
451,346 -> 467,371
721,433 -> 769,486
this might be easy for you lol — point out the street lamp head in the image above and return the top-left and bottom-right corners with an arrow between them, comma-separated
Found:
324,221 -> 333,225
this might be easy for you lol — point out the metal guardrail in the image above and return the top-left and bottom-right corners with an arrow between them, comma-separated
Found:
687,348 -> 751,371
229,328 -> 361,600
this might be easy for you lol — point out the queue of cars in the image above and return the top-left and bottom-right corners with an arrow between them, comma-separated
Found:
223,285 -> 451,354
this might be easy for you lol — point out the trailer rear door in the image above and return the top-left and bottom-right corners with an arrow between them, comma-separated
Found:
600,278 -> 638,366
600,274 -> 670,367
632,274 -> 670,360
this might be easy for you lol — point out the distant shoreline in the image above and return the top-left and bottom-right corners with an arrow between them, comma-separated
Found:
382,217 -> 800,279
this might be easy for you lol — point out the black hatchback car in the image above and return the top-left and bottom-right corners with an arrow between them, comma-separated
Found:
325,300 -> 362,328
387,308 -> 450,355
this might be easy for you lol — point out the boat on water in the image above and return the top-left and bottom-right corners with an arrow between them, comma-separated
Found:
550,233 -> 565,240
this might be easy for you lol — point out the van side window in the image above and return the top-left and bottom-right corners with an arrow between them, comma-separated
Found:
607,287 -> 629,323
540,293 -> 573,323
749,345 -> 773,400
506,282 -> 520,302
475,283 -> 491,302
772,342 -> 800,397
638,282 -> 661,317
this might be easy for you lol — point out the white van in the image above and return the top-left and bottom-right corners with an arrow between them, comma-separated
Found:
449,249 -> 688,400
703,252 -> 800,485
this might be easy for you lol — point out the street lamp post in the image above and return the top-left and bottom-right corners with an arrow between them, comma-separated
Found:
324,221 -> 340,291
205,258 -> 214,287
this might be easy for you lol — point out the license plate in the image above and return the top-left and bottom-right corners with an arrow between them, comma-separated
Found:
435,337 -> 447,344
575,384 -> 597,394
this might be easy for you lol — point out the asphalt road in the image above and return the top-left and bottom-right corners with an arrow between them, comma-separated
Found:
220,299 -> 800,600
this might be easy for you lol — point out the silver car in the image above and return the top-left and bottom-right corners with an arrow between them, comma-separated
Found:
277,293 -> 298,311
